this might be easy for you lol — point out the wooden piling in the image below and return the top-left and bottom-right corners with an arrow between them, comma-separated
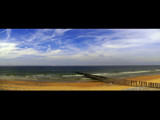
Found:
156,83 -> 158,88
139,81 -> 141,87
155,83 -> 157,88
76,72 -> 160,89
148,82 -> 151,87
145,82 -> 147,87
135,81 -> 137,87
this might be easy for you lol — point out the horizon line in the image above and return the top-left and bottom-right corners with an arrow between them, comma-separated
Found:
0,65 -> 160,66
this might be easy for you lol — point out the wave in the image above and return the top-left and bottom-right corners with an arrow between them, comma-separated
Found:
153,69 -> 160,72
62,75 -> 84,77
93,69 -> 160,77
1,68 -> 160,81
118,70 -> 151,74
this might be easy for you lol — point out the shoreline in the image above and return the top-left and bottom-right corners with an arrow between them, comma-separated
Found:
1,74 -> 160,91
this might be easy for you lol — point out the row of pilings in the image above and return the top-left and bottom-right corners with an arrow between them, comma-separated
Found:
76,72 -> 160,89
115,80 -> 160,89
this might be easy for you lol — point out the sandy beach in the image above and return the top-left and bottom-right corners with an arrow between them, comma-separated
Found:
1,74 -> 160,91
0,80 -> 131,91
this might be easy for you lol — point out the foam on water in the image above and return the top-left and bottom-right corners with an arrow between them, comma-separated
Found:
92,69 -> 160,78
0,66 -> 160,82
62,74 -> 83,77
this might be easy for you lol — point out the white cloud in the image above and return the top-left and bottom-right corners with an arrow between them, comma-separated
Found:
24,29 -> 70,49
91,29 -> 160,50
54,29 -> 71,35
6,29 -> 11,40
0,42 -> 39,58
1,29 -> 160,65
0,29 -> 6,34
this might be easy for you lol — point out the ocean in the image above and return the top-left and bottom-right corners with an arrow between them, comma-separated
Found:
0,66 -> 160,82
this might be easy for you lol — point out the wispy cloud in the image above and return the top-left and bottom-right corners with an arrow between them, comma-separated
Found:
0,29 -> 6,34
54,29 -> 71,35
1,29 -> 160,65
6,29 -> 11,40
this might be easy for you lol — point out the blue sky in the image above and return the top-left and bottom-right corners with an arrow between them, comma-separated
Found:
0,29 -> 160,65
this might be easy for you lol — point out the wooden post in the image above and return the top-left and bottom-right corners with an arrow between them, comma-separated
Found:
128,80 -> 130,86
127,80 -> 129,86
143,82 -> 145,87
144,82 -> 145,87
150,82 -> 152,87
152,83 -> 154,88
132,81 -> 134,86
144,82 -> 146,87
138,81 -> 140,87
149,82 -> 151,87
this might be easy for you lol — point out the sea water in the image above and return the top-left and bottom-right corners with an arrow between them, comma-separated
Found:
0,66 -> 160,82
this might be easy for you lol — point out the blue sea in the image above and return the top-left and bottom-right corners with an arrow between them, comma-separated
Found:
0,66 -> 160,82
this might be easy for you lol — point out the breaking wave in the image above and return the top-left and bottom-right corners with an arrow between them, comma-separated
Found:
93,69 -> 160,77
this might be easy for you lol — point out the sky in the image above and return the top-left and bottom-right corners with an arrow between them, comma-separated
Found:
0,29 -> 160,66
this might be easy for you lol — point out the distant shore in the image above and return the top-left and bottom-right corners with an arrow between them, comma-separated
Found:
1,74 -> 160,91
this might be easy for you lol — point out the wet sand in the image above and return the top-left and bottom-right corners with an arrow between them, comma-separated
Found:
1,74 -> 160,91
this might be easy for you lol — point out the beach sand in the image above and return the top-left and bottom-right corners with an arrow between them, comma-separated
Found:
0,80 -> 131,91
1,74 -> 160,91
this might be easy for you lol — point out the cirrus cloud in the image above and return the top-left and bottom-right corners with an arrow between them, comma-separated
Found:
0,29 -> 160,65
